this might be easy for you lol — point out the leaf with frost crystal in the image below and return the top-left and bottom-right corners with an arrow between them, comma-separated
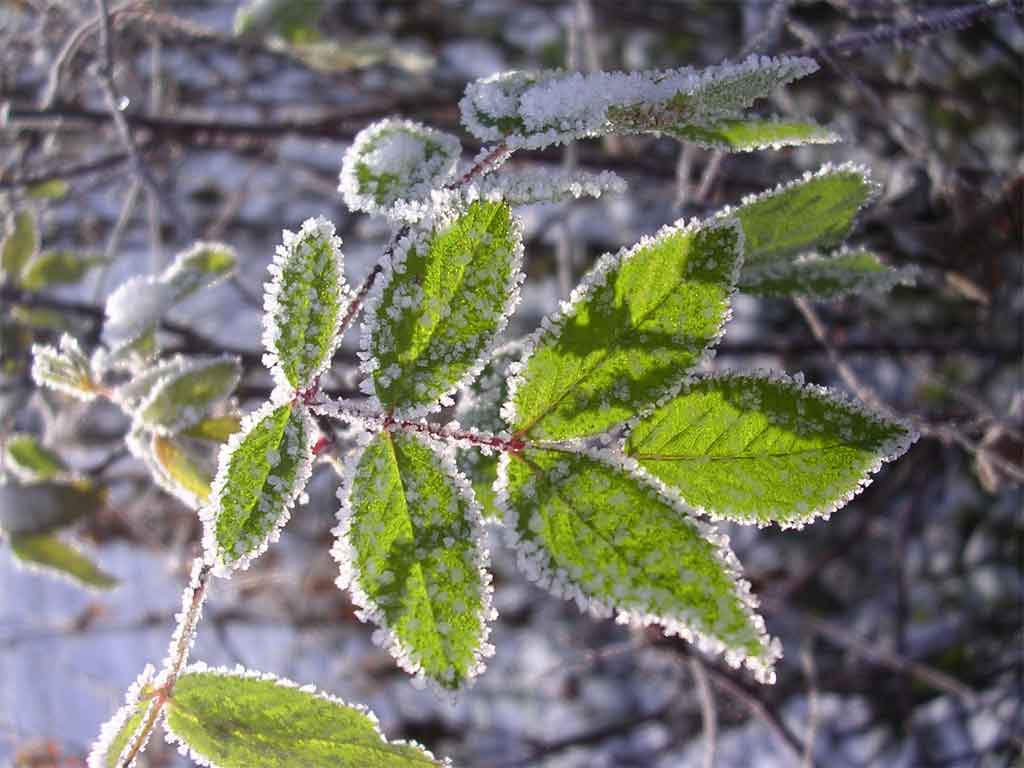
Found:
508,217 -> 742,441
460,55 -> 818,150
1,211 -> 37,283
498,448 -> 778,680
137,356 -> 242,434
31,334 -> 101,401
262,216 -> 349,391
152,434 -> 214,504
27,179 -> 69,199
740,248 -> 917,298
88,665 -> 156,768
366,200 -> 523,415
10,533 -> 118,589
664,118 -> 838,152
468,169 -> 626,206
624,372 -> 917,527
0,480 -> 104,535
732,163 -> 876,268
340,119 -> 460,214
182,414 -> 242,442
20,251 -> 105,290
164,664 -> 445,767
203,400 -> 314,575
338,430 -> 493,689
162,242 -> 237,301
4,433 -> 68,481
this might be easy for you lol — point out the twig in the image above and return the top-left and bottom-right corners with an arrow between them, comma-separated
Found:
690,656 -> 718,768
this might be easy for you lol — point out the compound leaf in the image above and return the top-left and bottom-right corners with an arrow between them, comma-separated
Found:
152,434 -> 214,504
366,200 -> 522,415
508,217 -> 742,440
262,217 -> 349,391
337,430 -> 493,689
498,448 -> 778,680
138,356 -> 242,434
740,247 -> 916,298
203,400 -> 314,575
625,372 -> 917,527
88,665 -> 158,768
0,480 -> 104,535
182,414 -> 243,443
161,242 -> 237,302
164,664 -> 444,767
9,533 -> 118,589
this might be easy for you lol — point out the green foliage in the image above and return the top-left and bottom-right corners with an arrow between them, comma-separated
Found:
1,210 -> 37,283
508,218 -> 741,440
740,247 -> 916,298
625,373 -> 915,527
26,179 -> 69,200
4,433 -> 68,481
137,356 -> 242,434
499,448 -> 777,679
0,480 -> 103,535
368,200 -> 522,414
20,251 -> 105,290
342,430 -> 491,689
165,666 -> 443,767
263,217 -> 348,390
152,434 -> 214,503
664,118 -> 838,151
9,533 -> 118,589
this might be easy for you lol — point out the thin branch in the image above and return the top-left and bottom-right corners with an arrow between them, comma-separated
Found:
690,656 -> 718,768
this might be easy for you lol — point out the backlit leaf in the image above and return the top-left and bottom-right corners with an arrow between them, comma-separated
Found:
664,118 -> 838,152
30,334 -> 101,401
9,533 -> 118,589
0,480 -> 104,535
4,433 -> 68,481
182,414 -> 243,443
137,356 -> 242,434
740,247 -> 917,298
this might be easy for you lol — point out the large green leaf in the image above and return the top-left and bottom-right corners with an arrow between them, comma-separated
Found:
338,430 -> 493,689
4,433 -> 68,481
740,248 -> 916,298
9,533 -> 118,589
732,163 -> 876,268
1,211 -> 37,283
31,334 -> 100,401
20,251 -> 105,290
203,400 -> 314,575
137,356 -> 242,434
263,216 -> 349,391
88,665 -> 157,768
164,664 -> 443,767
508,217 -> 742,440
624,372 -> 916,527
0,480 -> 104,535
664,118 -> 838,152
498,448 -> 778,681
366,200 -> 522,415
340,119 -> 460,214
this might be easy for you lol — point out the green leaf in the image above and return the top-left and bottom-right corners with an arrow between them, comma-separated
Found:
664,118 -> 839,152
338,430 -> 493,689
164,664 -> 444,767
152,434 -> 214,504
4,433 -> 68,481
367,200 -> 523,415
2,211 -> 38,283
234,0 -> 325,42
182,414 -> 243,442
88,665 -> 157,768
30,334 -> 101,401
263,216 -> 349,391
10,304 -> 74,332
137,356 -> 242,434
20,251 -> 105,290
203,400 -> 315,575
498,448 -> 778,680
27,179 -> 69,199
340,119 -> 461,214
508,217 -> 742,440
461,55 -> 819,150
161,242 -> 237,301
624,372 -> 916,527
740,247 -> 917,298
0,480 -> 104,535
114,357 -> 192,410
733,163 -> 876,268
9,533 -> 118,589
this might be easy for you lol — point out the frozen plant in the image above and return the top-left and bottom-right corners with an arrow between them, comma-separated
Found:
22,54 -> 920,768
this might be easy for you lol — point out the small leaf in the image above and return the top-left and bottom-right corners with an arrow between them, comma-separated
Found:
152,434 -> 214,504
114,357 -> 192,410
467,168 -> 627,206
337,430 -> 493,689
340,119 -> 461,214
365,200 -> 523,415
160,241 -> 237,301
234,0 -> 325,41
202,399 -> 315,575
664,118 -> 839,152
497,448 -> 778,681
4,433 -> 68,481
1,211 -> 38,283
20,251 -> 105,290
508,217 -> 742,440
0,480 -> 104,535
87,665 -> 157,768
733,163 -> 876,268
137,356 -> 242,434
164,663 -> 445,767
740,247 -> 917,298
624,372 -> 917,527
182,414 -> 243,442
31,334 -> 101,401
10,304 -> 74,331
262,216 -> 349,391
27,179 -> 70,199
9,533 -> 118,589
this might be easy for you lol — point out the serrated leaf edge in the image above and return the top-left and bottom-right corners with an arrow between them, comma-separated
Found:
331,429 -> 497,694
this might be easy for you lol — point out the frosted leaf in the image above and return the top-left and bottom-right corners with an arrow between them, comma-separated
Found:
201,398 -> 315,576
31,334 -> 102,401
262,216 -> 350,391
339,119 -> 461,215
335,430 -> 495,690
9,532 -> 118,590
460,55 -> 819,150
87,664 -> 158,768
507,216 -> 743,440
150,434 -> 216,507
3,433 -> 69,482
496,447 -> 780,682
624,371 -> 918,528
163,663 -> 447,767
136,356 -> 242,435
740,247 -> 917,298
663,117 -> 839,152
